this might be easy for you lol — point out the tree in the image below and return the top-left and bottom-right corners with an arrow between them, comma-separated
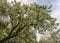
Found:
39,29 -> 60,43
0,0 -> 59,43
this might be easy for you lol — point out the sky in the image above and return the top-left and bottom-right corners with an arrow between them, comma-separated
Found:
8,0 -> 60,42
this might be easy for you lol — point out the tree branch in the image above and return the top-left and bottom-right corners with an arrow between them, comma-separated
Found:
8,20 -> 20,36
8,14 -> 20,36
0,23 -> 37,43
0,25 -> 27,43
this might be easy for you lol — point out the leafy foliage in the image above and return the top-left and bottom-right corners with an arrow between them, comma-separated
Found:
0,0 -> 59,43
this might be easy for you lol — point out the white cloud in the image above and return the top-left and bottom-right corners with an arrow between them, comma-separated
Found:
52,0 -> 60,6
20,0 -> 34,5
51,0 -> 60,23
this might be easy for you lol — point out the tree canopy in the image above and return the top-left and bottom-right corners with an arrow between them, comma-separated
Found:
0,0 -> 59,43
